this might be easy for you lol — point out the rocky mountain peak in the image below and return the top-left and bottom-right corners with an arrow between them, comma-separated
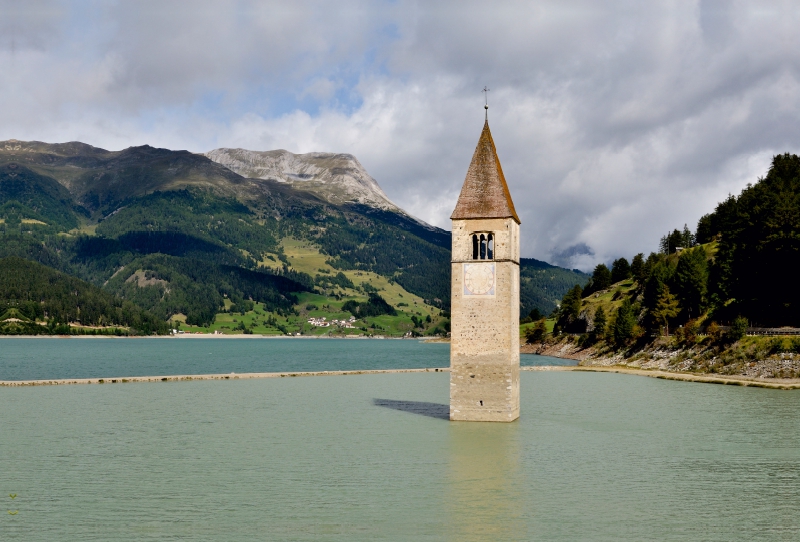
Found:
204,148 -> 402,212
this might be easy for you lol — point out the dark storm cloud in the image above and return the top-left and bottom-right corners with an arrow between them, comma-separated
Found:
552,243 -> 595,270
2,1 -> 799,269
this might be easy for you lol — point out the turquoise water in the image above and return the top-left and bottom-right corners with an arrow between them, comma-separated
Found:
2,343 -> 799,540
0,338 -> 572,380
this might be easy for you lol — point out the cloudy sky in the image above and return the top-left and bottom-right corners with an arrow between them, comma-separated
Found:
2,1 -> 799,270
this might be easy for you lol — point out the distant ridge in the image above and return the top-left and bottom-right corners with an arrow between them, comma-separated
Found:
0,138 -> 589,319
204,147 -> 436,231
205,148 -> 396,209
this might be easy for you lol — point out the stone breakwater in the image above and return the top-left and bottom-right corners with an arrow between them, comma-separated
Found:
4,365 -> 797,390
0,367 -> 451,387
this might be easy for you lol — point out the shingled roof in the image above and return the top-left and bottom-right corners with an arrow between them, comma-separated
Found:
450,120 -> 520,223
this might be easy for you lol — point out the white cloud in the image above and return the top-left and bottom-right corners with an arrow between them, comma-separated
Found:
2,0 -> 800,270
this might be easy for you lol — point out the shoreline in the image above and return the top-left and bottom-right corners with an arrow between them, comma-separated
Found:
524,339 -> 800,383
3,364 -> 799,389
525,365 -> 800,390
0,334 -> 422,340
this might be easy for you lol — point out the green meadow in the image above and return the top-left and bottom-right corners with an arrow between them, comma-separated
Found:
176,238 -> 449,337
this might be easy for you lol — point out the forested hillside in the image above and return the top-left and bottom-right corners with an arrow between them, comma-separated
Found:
103,255 -> 310,326
703,154 -> 800,325
0,257 -> 166,335
550,153 -> 800,349
0,163 -> 81,231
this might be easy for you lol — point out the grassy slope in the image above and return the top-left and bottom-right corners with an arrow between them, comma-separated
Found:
276,237 -> 430,308
177,238 -> 447,336
520,319 -> 556,339
581,279 -> 638,317
577,241 -> 716,327
519,277 -> 639,341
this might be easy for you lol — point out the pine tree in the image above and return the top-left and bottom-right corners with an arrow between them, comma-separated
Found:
653,286 -> 680,337
642,252 -> 665,283
695,213 -> 713,244
555,284 -> 584,332
613,298 -> 636,345
630,253 -> 645,284
562,285 -> 583,320
673,247 -> 707,320
659,231 -> 677,254
681,224 -> 695,248
525,318 -> 547,344
611,258 -> 631,283
660,226 -> 694,254
592,306 -> 606,341
591,264 -> 612,291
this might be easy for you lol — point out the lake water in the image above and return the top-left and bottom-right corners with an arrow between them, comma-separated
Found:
2,340 -> 800,540
0,337 -> 573,381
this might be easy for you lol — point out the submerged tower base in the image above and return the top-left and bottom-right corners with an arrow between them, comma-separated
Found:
450,355 -> 520,422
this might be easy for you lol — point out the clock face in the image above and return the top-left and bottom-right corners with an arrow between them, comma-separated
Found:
463,263 -> 495,296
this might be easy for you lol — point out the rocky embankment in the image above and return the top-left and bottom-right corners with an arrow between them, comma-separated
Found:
522,340 -> 596,361
522,338 -> 800,381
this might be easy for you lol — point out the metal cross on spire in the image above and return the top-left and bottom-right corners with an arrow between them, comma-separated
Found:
482,86 -> 490,120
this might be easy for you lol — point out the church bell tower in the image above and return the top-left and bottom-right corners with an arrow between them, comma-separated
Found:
449,111 -> 520,422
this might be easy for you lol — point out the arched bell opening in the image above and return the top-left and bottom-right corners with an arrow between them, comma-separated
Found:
470,232 -> 496,260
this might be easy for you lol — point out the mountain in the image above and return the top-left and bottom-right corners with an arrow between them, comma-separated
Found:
205,148 -> 400,211
0,138 -> 588,332
0,139 -> 249,217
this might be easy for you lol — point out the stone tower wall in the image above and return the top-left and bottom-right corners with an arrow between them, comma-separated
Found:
450,218 -> 520,422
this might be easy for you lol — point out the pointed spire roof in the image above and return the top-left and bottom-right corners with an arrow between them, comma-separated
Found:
450,120 -> 520,223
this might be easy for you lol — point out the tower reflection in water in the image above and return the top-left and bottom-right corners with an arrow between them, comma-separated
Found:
446,421 -> 527,540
